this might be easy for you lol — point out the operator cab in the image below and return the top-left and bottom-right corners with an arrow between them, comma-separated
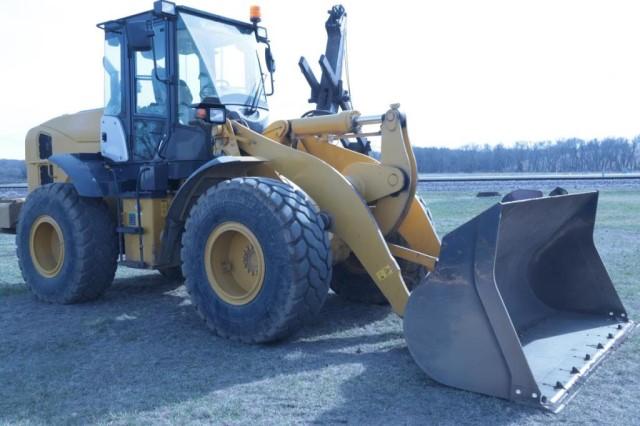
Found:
99,1 -> 275,174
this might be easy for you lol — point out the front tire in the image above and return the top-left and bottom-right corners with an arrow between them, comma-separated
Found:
181,177 -> 332,343
16,183 -> 118,303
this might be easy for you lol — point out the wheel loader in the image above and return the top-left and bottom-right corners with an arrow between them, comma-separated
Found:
13,1 -> 633,412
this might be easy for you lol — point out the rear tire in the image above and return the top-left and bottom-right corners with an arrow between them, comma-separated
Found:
330,234 -> 426,305
181,177 -> 332,343
16,183 -> 118,303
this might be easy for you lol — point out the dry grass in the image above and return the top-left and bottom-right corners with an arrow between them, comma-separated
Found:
0,187 -> 638,425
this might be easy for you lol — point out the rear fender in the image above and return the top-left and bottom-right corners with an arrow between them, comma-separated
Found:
48,153 -> 114,197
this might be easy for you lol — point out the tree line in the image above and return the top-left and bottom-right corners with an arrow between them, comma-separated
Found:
0,136 -> 639,183
0,159 -> 26,183
414,137 -> 640,173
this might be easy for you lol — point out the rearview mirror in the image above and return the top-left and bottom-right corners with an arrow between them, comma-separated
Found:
192,102 -> 227,125
255,27 -> 268,43
208,107 -> 227,125
265,47 -> 276,73
126,21 -> 153,51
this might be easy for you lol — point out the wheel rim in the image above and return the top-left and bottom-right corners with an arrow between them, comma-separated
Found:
29,215 -> 65,278
204,222 -> 265,305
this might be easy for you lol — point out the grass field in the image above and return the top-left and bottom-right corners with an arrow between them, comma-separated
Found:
1,187 -> 639,425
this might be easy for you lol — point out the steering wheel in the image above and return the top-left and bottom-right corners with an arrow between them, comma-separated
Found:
215,79 -> 230,91
199,84 -> 216,99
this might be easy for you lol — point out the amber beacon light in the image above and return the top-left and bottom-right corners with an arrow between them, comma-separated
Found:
250,5 -> 261,24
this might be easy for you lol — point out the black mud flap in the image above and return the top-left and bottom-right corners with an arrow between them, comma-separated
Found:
404,192 -> 634,412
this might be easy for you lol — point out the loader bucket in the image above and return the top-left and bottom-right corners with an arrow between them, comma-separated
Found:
404,191 -> 633,412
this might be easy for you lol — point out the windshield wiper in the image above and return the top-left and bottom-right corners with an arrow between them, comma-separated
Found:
245,81 -> 264,115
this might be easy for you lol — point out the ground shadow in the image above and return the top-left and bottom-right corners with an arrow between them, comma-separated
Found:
0,272 -> 551,424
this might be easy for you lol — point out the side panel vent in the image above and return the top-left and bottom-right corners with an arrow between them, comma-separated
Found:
38,133 -> 52,159
39,165 -> 53,185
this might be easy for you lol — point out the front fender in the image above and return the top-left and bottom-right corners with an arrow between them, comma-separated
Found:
157,156 -> 266,267
168,156 -> 265,222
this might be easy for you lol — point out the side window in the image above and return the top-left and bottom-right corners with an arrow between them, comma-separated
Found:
177,52 -> 200,124
135,52 -> 166,115
135,23 -> 167,115
177,22 -> 200,125
132,120 -> 165,160
103,33 -> 122,116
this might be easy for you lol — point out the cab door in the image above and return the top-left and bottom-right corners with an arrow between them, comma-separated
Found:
129,20 -> 170,162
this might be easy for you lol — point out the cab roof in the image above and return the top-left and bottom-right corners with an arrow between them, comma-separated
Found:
97,4 -> 255,32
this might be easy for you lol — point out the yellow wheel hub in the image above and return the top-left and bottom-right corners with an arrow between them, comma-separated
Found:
204,222 -> 265,305
29,215 -> 65,278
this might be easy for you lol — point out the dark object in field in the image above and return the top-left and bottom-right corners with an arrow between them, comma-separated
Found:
477,191 -> 501,198
549,187 -> 569,196
502,189 -> 543,202
0,198 -> 23,231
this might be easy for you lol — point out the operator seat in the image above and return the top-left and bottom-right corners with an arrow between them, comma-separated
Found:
150,67 -> 168,114
178,80 -> 194,124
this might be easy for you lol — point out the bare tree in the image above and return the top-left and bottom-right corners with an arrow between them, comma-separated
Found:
413,137 -> 640,173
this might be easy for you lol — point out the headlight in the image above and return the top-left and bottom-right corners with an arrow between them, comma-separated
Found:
153,1 -> 176,16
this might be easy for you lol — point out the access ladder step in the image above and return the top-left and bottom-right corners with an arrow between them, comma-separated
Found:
119,260 -> 147,269
117,226 -> 144,235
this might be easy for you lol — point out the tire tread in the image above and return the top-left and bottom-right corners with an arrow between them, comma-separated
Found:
181,177 -> 331,343
16,183 -> 117,304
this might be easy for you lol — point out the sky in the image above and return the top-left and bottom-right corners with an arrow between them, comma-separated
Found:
1,0 -> 640,159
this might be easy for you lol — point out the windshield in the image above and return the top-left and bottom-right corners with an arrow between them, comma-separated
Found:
177,12 -> 267,117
